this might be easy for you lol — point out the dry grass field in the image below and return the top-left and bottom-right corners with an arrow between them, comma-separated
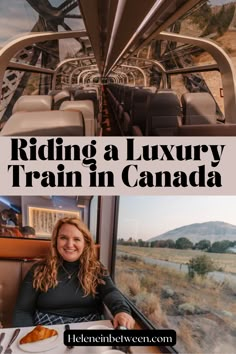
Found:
117,245 -> 236,273
115,251 -> 236,354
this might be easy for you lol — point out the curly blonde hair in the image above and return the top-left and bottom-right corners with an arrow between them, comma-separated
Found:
33,217 -> 106,296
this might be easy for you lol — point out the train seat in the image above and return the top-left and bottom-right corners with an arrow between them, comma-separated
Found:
181,92 -> 217,125
52,89 -> 71,110
117,86 -> 133,134
131,89 -> 151,136
60,100 -> 95,136
117,85 -> 125,103
74,89 -> 99,115
12,95 -> 52,113
105,87 -> 121,124
0,237 -> 50,328
0,259 -> 36,328
83,85 -> 100,99
123,86 -> 133,114
0,110 -> 85,136
147,90 -> 182,136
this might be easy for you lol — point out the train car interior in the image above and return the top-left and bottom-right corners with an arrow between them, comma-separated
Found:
0,0 -> 236,136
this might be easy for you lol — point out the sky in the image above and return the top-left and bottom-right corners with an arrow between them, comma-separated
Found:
117,196 -> 236,241
0,0 -> 36,45
0,0 -> 84,47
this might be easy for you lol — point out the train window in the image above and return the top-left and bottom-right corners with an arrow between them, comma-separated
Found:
168,0 -> 236,118
199,69 -> 224,117
0,0 -> 85,44
115,196 -> 236,353
178,0 -> 236,57
1,70 -> 54,121
141,1 -> 236,121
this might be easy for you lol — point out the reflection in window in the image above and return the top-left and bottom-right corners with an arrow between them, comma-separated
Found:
0,196 -> 82,239
89,196 -> 98,242
115,196 -> 236,354
28,206 -> 80,238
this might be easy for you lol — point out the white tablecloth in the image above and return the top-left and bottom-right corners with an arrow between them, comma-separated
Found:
0,320 -> 114,354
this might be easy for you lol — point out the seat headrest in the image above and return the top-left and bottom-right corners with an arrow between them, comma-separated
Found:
60,100 -> 94,118
12,95 -> 52,113
181,92 -> 217,124
132,89 -> 150,103
147,90 -> 181,136
53,90 -> 71,103
83,86 -> 100,98
48,89 -> 61,96
0,110 -> 84,136
60,101 -> 95,136
149,90 -> 181,116
143,86 -> 158,93
74,90 -> 97,102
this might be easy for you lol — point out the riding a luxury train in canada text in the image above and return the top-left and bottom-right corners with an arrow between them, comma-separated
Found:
1,1 -> 236,354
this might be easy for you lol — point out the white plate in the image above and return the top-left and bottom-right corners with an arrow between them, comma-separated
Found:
87,325 -> 112,330
17,333 -> 61,353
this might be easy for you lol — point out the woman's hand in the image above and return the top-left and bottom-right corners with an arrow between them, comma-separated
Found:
113,312 -> 135,329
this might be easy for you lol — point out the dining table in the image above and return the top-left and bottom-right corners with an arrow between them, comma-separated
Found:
0,320 -> 115,354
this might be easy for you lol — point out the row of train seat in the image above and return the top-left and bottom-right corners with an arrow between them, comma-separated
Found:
105,84 -> 236,136
0,85 -> 102,136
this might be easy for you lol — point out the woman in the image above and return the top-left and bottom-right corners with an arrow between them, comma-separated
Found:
13,217 -> 134,329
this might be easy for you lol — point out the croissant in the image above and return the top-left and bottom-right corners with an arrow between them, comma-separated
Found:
20,325 -> 58,344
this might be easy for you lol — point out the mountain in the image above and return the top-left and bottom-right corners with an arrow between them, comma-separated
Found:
147,221 -> 236,244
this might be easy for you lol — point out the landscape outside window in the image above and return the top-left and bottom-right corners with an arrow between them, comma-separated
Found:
179,0 -> 236,117
149,0 -> 236,118
0,0 -> 85,119
115,196 -> 236,354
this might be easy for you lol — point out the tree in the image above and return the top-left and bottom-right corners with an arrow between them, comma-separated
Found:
138,239 -> 145,247
176,237 -> 193,249
165,239 -> 176,248
209,240 -> 233,253
190,1 -> 211,29
195,239 -> 211,250
156,240 -> 168,248
188,255 -> 215,278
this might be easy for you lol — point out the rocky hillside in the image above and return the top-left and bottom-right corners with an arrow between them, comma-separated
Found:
148,221 -> 236,244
